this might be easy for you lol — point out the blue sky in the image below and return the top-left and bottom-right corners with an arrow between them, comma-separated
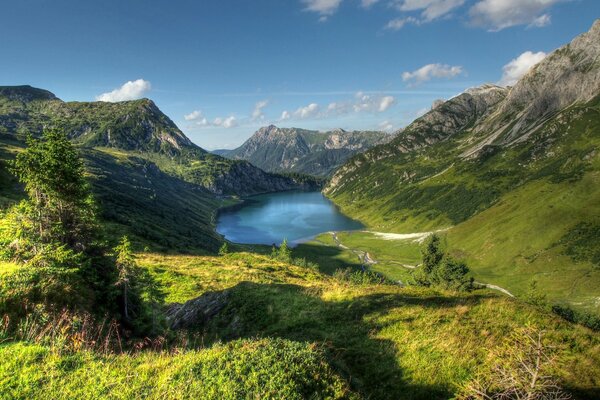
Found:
1,0 -> 598,149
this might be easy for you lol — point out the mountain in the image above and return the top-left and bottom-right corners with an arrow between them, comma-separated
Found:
325,20 -> 600,311
219,125 -> 393,176
0,87 -> 318,250
0,87 -> 316,196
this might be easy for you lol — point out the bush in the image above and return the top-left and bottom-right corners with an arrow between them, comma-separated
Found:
458,328 -> 572,400
552,304 -> 600,331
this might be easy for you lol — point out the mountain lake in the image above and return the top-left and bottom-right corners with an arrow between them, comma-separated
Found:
216,191 -> 363,246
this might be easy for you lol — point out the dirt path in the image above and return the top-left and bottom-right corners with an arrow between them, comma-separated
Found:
329,231 -> 514,297
330,232 -> 376,270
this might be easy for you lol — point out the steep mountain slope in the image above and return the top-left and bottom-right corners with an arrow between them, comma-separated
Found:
325,20 -> 600,310
220,125 -> 392,176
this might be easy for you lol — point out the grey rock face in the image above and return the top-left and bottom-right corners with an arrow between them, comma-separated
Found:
166,289 -> 230,330
468,19 -> 600,153
224,125 -> 393,176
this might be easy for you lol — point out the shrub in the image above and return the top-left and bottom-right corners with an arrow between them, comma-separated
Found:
458,328 -> 572,400
333,268 -> 391,286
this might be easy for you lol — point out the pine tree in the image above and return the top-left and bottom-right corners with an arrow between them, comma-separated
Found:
277,239 -> 292,262
114,236 -> 136,321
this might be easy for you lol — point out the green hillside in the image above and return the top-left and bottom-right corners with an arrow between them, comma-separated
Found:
325,22 -> 600,313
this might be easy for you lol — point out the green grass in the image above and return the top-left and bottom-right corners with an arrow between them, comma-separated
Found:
0,338 -> 353,400
325,95 -> 600,314
2,251 -> 600,399
447,172 -> 600,313
134,252 -> 600,400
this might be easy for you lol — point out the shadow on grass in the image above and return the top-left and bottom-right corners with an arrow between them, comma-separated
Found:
181,281 -> 493,400
292,242 -> 364,275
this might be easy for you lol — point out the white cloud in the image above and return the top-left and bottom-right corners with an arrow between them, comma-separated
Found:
213,116 -> 238,129
196,118 -> 209,126
378,96 -> 395,112
394,0 -> 466,22
379,120 -> 394,131
402,63 -> 463,85
302,0 -> 343,19
352,92 -> 396,113
469,0 -> 561,31
184,110 -> 203,121
96,79 -> 152,102
529,14 -> 551,28
295,103 -> 320,119
251,100 -> 269,121
280,92 -> 395,122
385,16 -> 420,30
498,51 -> 547,86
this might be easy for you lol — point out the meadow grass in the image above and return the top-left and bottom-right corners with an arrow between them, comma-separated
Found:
135,252 -> 600,399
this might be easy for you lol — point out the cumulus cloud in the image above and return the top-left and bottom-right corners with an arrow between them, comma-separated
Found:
251,100 -> 269,121
302,0 -> 343,20
469,0 -> 561,31
212,116 -> 238,129
385,16 -> 421,30
353,92 -> 396,113
498,51 -> 547,86
96,79 -> 152,102
379,120 -> 394,131
184,110 -> 203,121
402,63 -> 463,86
280,93 -> 395,122
378,96 -> 395,112
295,103 -> 321,119
187,111 -> 237,129
394,0 -> 466,22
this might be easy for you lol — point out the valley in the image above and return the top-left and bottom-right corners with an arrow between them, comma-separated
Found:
1,9 -> 599,400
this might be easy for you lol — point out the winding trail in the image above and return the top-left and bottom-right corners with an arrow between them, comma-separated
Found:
328,231 -> 514,297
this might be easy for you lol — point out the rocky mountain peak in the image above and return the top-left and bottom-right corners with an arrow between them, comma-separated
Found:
467,18 -> 600,150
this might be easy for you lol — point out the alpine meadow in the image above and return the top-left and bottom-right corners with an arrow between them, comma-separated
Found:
1,1 -> 600,399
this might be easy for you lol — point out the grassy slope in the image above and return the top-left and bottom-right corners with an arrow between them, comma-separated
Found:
447,171 -> 600,313
0,136 -> 223,252
326,97 -> 600,313
2,252 -> 600,399
0,339 -> 352,400
138,253 -> 599,400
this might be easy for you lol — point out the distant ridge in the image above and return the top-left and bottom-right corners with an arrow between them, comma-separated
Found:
220,125 -> 393,177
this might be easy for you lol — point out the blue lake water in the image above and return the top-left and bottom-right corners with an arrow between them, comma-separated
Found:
216,191 -> 363,246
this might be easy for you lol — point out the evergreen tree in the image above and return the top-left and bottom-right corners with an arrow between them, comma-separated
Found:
277,239 -> 292,262
219,242 -> 229,256
114,236 -> 136,320
0,130 -> 114,313
412,234 -> 472,291
11,130 -> 96,252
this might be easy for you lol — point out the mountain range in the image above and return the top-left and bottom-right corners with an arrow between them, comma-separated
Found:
325,19 -> 600,311
215,125 -> 392,176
